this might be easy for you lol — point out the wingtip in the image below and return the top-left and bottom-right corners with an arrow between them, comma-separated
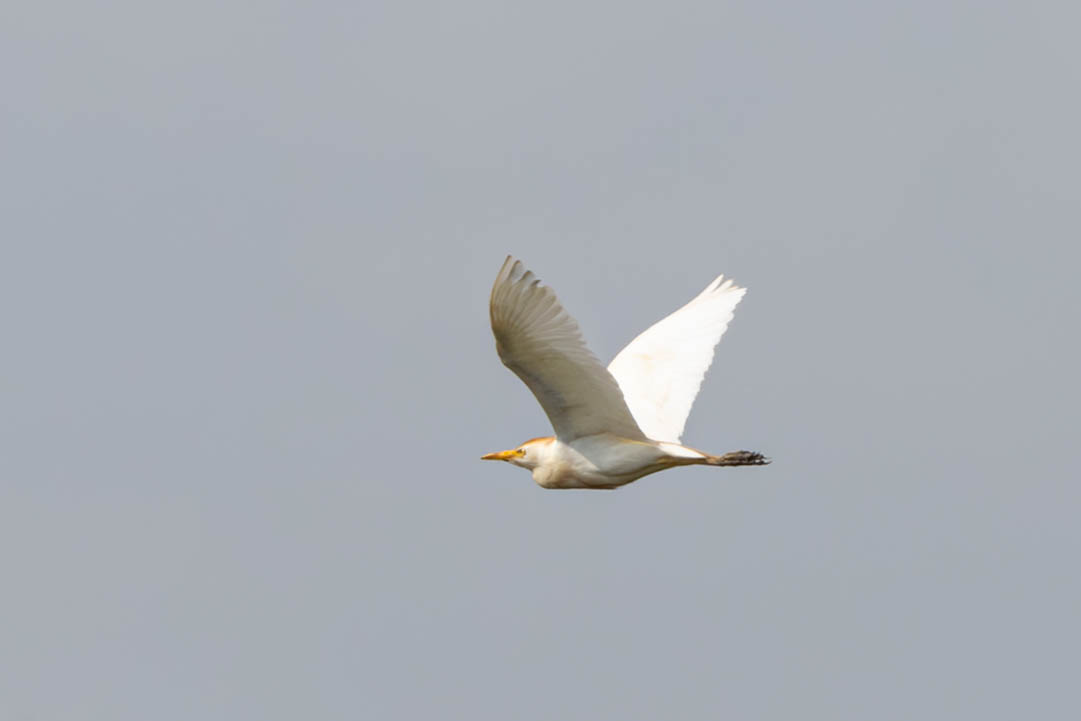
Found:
696,273 -> 746,300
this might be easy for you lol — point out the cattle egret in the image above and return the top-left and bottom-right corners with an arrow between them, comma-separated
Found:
483,256 -> 769,489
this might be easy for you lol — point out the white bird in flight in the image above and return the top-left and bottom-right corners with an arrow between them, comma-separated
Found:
482,256 -> 769,489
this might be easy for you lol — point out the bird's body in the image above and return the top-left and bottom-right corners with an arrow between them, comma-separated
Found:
494,435 -> 681,490
482,256 -> 769,490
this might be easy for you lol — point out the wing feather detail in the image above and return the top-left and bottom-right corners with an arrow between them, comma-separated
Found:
607,274 -> 746,443
489,257 -> 647,442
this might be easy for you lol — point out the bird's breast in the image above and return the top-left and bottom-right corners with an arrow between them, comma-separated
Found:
531,461 -> 587,489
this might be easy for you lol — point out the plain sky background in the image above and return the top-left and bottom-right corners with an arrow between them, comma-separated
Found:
3,1 -> 1079,719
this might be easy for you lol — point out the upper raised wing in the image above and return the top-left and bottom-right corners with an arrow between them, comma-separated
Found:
489,257 -> 647,442
607,274 -> 746,443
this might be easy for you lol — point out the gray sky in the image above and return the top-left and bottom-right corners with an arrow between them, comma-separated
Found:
3,1 -> 1079,719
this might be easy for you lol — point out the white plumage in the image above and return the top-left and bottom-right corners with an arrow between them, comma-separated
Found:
488,258 -> 647,442
608,274 -> 745,443
483,256 -> 768,489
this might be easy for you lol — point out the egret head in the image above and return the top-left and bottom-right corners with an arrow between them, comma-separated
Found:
480,436 -> 553,470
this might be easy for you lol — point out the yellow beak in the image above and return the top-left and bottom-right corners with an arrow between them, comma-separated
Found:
481,449 -> 516,461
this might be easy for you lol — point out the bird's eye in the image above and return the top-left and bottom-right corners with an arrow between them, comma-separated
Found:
517,448 -> 526,455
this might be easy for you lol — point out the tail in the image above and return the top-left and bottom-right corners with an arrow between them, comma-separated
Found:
703,450 -> 771,466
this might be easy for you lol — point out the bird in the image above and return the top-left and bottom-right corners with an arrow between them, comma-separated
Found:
482,256 -> 769,489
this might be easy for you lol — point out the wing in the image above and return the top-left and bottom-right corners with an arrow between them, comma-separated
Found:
607,274 -> 746,443
489,256 -> 647,442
